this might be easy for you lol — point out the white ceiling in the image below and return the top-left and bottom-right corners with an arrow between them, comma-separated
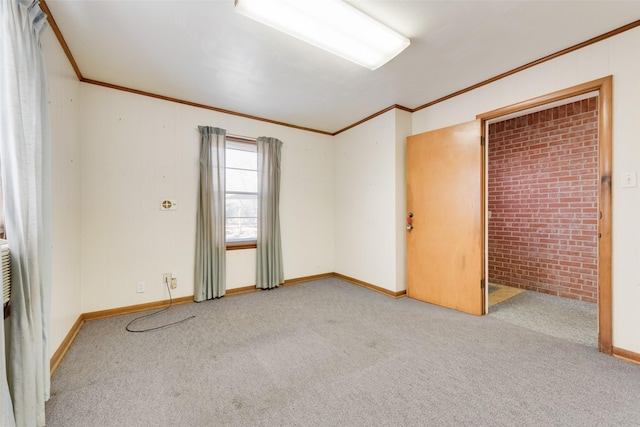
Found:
45,0 -> 640,134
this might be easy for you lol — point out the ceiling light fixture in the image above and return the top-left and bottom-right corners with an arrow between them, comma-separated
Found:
234,0 -> 410,70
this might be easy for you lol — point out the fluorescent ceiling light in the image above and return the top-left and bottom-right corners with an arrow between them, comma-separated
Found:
234,0 -> 410,70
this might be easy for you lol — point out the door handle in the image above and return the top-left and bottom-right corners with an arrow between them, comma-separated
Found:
407,212 -> 413,231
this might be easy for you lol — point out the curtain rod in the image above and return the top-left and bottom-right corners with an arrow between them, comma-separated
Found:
227,133 -> 257,142
195,128 -> 256,142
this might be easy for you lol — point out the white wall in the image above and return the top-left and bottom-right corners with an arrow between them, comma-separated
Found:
412,27 -> 640,354
394,110 -> 412,289
79,85 -> 334,312
43,20 -> 640,357
42,30 -> 83,356
333,109 -> 412,293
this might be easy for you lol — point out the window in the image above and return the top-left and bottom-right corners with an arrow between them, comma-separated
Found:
225,138 -> 257,246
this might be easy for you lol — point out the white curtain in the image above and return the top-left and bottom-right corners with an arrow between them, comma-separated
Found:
256,137 -> 284,289
194,126 -> 226,302
0,0 -> 52,426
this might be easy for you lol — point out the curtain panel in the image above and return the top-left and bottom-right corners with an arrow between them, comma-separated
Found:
194,126 -> 226,302
0,0 -> 52,425
256,137 -> 284,289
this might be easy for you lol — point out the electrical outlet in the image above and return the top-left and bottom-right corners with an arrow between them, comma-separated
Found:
163,272 -> 177,289
137,282 -> 145,293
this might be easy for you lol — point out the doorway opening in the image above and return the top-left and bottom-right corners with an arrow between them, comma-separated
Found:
478,76 -> 612,354
486,95 -> 599,347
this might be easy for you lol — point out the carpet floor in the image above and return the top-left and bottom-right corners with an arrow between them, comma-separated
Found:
46,278 -> 640,426
488,288 -> 598,348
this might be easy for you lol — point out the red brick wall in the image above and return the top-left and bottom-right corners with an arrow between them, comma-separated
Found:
488,97 -> 598,303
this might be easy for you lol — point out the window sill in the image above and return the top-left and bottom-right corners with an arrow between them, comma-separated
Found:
226,242 -> 257,251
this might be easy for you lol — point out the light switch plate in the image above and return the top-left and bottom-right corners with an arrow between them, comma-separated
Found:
622,171 -> 637,188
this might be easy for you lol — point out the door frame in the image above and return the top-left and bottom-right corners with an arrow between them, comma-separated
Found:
476,76 -> 613,354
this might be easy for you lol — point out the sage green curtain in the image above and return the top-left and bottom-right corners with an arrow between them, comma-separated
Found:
194,126 -> 226,301
256,137 -> 284,289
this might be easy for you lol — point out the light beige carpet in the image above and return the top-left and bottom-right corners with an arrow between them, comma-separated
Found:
47,278 -> 635,426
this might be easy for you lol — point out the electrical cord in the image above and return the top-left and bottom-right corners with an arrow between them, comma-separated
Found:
125,280 -> 195,333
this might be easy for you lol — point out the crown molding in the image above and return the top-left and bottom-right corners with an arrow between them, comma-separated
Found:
81,78 -> 333,136
412,19 -> 640,114
40,0 -> 640,137
40,0 -> 82,80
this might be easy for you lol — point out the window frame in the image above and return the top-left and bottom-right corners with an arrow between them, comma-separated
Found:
225,136 -> 258,250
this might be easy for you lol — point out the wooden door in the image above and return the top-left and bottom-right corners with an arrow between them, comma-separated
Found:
406,119 -> 484,316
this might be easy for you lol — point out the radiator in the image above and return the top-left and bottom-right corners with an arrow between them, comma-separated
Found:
1,239 -> 10,305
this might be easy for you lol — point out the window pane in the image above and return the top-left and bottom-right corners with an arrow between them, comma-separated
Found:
227,169 -> 257,193
226,148 -> 257,170
226,217 -> 257,242
225,142 -> 257,243
226,194 -> 257,218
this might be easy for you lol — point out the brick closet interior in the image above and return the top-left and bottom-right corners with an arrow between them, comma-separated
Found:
488,97 -> 598,303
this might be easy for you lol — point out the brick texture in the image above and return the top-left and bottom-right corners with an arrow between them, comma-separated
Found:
488,97 -> 598,303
